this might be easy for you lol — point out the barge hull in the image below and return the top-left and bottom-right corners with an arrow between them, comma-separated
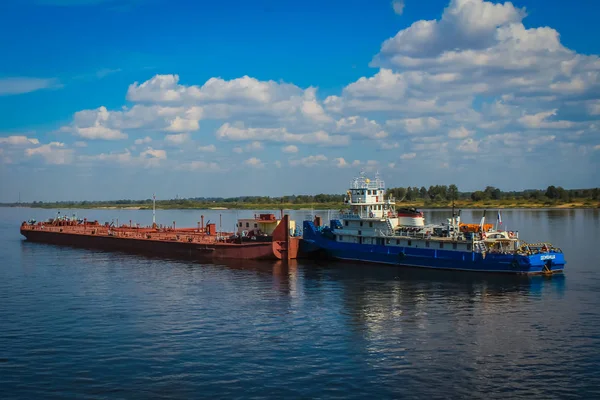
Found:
21,229 -> 278,260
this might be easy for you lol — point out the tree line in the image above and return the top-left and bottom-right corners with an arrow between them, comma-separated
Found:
5,185 -> 599,208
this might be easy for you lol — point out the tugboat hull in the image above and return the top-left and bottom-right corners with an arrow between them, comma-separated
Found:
301,221 -> 565,275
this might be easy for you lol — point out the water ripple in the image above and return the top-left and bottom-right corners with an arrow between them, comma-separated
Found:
1,208 -> 600,399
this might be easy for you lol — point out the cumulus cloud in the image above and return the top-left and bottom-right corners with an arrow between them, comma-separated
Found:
216,123 -> 350,147
289,154 -> 328,167
457,138 -> 479,153
164,132 -> 191,145
198,144 -> 217,152
25,142 -> 73,164
244,157 -> 264,168
0,135 -> 40,146
35,0 -> 599,188
518,109 -> 574,129
333,157 -> 349,168
281,145 -> 298,153
335,116 -> 387,139
177,160 -> 220,171
79,149 -> 133,164
134,136 -> 152,145
387,117 -> 442,134
400,152 -> 417,160
245,141 -> 264,151
448,126 -> 472,138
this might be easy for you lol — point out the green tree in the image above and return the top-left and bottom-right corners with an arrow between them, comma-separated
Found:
448,184 -> 459,202
471,191 -> 485,202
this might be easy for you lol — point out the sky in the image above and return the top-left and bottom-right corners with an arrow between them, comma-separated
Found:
0,0 -> 599,202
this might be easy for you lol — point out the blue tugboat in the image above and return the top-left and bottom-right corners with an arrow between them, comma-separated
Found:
301,172 -> 565,275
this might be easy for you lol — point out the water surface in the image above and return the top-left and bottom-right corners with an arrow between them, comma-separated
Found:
1,207 -> 599,399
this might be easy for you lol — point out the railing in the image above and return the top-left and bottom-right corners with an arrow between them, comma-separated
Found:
350,175 -> 385,190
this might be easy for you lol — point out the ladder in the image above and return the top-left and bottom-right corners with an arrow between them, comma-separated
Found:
386,218 -> 394,235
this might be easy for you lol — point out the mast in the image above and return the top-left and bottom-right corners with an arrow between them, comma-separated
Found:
152,193 -> 156,226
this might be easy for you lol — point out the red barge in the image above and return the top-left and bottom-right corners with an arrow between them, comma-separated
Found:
20,213 -> 299,261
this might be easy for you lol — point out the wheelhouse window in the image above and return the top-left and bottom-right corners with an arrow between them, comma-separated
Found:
408,240 -> 412,246
344,220 -> 349,226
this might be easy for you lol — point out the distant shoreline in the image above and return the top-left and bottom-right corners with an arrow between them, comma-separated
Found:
2,201 -> 598,211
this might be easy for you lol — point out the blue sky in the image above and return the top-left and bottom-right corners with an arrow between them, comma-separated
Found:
1,0 -> 599,202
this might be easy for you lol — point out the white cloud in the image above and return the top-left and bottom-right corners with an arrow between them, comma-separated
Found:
448,126 -> 472,138
587,101 -> 600,116
0,135 -> 40,146
528,135 -> 556,146
79,149 -> 132,164
387,117 -> 441,134
400,152 -> 417,160
164,132 -> 191,145
392,0 -> 405,15
25,142 -> 73,164
289,154 -> 328,167
335,116 -> 387,139
165,116 -> 200,132
0,77 -> 61,96
216,123 -> 349,147
281,145 -> 298,153
593,144 -> 600,151
518,109 -> 574,129
127,74 -> 304,105
134,136 -> 152,145
140,147 -> 166,160
457,138 -> 479,153
380,141 -> 400,150
198,144 -> 217,152
232,146 -> 243,154
138,147 -> 167,167
74,141 -> 88,148
333,157 -> 349,168
245,141 -> 264,151
75,125 -> 127,140
177,160 -> 220,171
70,106 -> 127,140
244,157 -> 264,168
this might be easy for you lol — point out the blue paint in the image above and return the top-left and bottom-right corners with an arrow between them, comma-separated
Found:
302,221 -> 566,274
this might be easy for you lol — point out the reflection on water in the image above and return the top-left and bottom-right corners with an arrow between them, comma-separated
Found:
2,207 -> 600,399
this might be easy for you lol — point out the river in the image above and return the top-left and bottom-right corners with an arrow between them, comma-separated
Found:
1,207 -> 599,399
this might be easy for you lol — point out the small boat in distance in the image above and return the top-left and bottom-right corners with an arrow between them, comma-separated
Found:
301,172 -> 565,275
